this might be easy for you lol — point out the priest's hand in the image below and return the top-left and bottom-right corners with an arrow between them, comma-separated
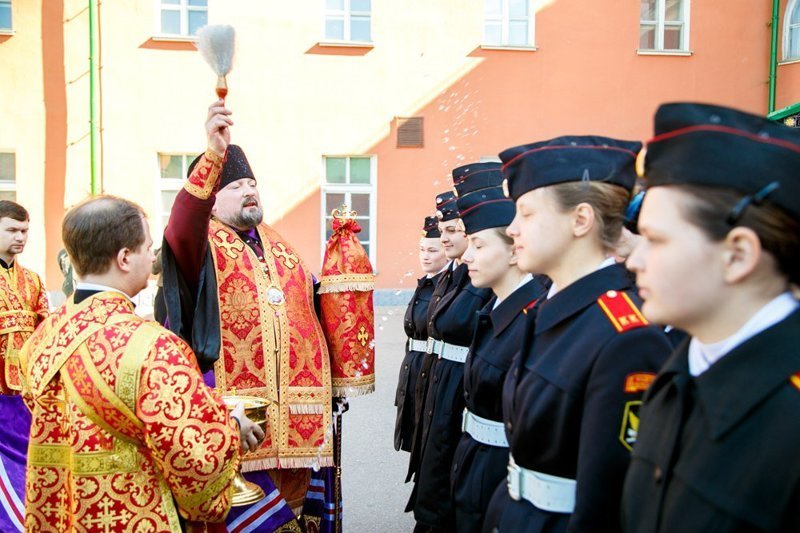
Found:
230,402 -> 266,452
206,99 -> 232,158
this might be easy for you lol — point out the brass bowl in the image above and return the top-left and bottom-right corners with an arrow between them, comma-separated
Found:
221,394 -> 273,507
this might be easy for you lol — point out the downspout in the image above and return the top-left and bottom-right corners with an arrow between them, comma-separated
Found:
89,0 -> 101,194
769,0 -> 780,114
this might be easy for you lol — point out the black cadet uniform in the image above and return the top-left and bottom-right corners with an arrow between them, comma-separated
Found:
484,136 -> 673,533
395,217 -> 447,452
407,185 -> 493,531
621,103 -> 800,532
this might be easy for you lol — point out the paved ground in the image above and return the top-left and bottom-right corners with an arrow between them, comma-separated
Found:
341,306 -> 416,532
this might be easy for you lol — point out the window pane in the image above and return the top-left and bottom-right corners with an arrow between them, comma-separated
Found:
665,0 -> 682,22
790,28 -> 800,58
325,18 -> 345,40
357,219 -> 370,237
640,0 -> 656,21
188,0 -> 207,6
360,243 -> 370,258
639,24 -> 656,49
161,190 -> 179,212
161,10 -> 181,35
484,0 -> 502,17
326,193 -> 346,213
326,0 -> 344,10
326,158 -> 346,183
325,218 -> 334,241
161,0 -> 179,4
351,0 -> 371,12
793,6 -> 800,24
0,2 -> 11,30
663,26 -> 682,50
188,10 -> 207,35
160,155 -> 183,179
0,153 -> 14,182
0,190 -> 15,202
350,16 -> 371,42
350,157 -> 371,184
508,20 -> 529,45
484,21 -> 502,45
351,194 -> 370,216
509,0 -> 528,18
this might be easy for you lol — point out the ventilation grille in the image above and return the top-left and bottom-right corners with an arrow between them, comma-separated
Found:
396,117 -> 424,148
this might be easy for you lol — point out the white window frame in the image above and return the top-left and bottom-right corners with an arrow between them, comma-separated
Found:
322,0 -> 372,44
156,153 -> 194,238
784,0 -> 800,60
320,155 -> 377,269
0,151 -> 15,201
638,0 -> 690,53
0,0 -> 12,33
482,0 -> 536,50
154,0 -> 207,38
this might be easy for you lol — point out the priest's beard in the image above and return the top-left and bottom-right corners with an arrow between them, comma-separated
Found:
230,206 -> 263,229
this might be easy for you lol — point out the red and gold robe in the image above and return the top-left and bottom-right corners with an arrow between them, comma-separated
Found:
0,261 -> 48,395
19,291 -> 240,532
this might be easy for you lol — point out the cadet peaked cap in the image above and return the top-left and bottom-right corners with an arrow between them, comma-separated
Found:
456,186 -> 515,235
187,144 -> 255,189
640,102 -> 800,219
452,162 -> 503,197
500,136 -> 642,201
435,191 -> 459,221
422,215 -> 441,238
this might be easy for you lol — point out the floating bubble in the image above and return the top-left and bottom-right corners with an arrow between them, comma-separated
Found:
378,325 -> 384,331
381,316 -> 388,321
404,271 -> 414,277
312,460 -> 320,472
394,290 -> 402,296
368,339 -> 376,349
449,146 -> 456,151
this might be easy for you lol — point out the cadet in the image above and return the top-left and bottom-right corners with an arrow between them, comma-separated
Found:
484,137 -> 673,532
622,103 -> 800,532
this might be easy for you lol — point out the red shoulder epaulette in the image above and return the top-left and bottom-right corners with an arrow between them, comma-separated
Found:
597,290 -> 649,333
790,372 -> 800,392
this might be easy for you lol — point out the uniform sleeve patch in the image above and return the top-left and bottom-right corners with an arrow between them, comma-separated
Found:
624,372 -> 656,393
790,372 -> 800,391
620,400 -> 642,451
597,290 -> 649,333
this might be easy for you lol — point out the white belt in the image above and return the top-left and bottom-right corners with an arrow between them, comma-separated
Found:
461,409 -> 508,447
424,337 -> 469,363
507,455 -> 576,513
407,338 -> 427,352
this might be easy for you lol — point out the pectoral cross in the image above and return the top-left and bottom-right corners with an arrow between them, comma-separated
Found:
271,243 -> 299,269
213,230 -> 245,259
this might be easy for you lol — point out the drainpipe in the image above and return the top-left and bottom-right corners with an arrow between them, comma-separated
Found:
769,0 -> 779,114
89,0 -> 101,194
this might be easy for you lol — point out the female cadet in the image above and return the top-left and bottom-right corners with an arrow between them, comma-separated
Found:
622,103 -> 800,532
451,178 -> 549,533
406,165 -> 495,532
395,216 -> 448,453
484,136 -> 673,532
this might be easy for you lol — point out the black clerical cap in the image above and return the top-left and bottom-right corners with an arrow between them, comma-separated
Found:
187,144 -> 256,189
435,191 -> 459,221
639,102 -> 800,219
500,136 -> 641,201
452,162 -> 503,197
422,215 -> 441,238
456,186 -> 515,234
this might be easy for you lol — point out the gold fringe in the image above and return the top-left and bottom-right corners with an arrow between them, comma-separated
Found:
241,456 -> 280,472
288,404 -> 323,414
332,383 -> 375,398
317,281 -> 374,294
240,454 -> 334,473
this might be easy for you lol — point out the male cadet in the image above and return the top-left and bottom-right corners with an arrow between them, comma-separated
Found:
0,200 -> 48,532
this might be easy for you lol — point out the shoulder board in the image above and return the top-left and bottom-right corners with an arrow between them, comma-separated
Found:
597,290 -> 649,333
790,372 -> 800,392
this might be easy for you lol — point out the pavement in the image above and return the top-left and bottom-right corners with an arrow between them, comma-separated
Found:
341,306 -> 416,532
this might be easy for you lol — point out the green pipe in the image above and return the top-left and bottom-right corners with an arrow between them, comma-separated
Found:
769,0 -> 779,114
89,0 -> 100,194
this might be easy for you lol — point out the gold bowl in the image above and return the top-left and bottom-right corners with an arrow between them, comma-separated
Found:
222,395 -> 272,507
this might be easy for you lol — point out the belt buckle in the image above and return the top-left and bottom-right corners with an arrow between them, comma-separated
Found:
507,461 -> 522,501
425,338 -> 434,354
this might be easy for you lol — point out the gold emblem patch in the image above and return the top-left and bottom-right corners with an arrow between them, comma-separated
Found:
619,401 -> 642,451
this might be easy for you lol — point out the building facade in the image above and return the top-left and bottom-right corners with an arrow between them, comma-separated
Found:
1,0 -> 798,295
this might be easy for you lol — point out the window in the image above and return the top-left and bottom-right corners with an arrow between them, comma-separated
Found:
639,0 -> 689,52
324,0 -> 371,43
785,0 -> 800,60
157,153 -> 193,235
0,152 -> 15,201
0,1 -> 11,31
157,0 -> 207,37
483,0 -> 534,48
321,156 -> 376,266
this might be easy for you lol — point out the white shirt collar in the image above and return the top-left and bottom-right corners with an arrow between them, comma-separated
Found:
493,273 -> 533,310
688,292 -> 799,376
75,282 -> 133,301
547,256 -> 616,299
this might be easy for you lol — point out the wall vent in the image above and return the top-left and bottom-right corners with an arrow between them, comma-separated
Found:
396,117 -> 424,148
